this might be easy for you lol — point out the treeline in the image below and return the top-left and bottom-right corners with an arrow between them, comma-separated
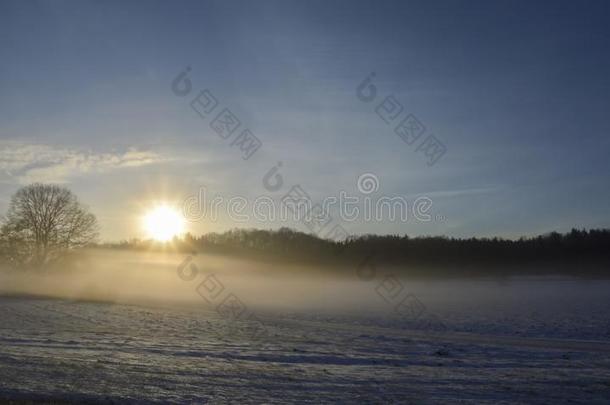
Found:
101,228 -> 610,273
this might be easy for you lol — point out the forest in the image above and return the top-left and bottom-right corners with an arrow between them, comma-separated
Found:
102,227 -> 610,275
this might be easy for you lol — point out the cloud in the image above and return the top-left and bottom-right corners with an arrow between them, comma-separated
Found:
407,186 -> 502,200
0,141 -> 165,184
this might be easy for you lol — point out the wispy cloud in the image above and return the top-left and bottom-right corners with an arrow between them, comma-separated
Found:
407,186 -> 502,200
0,141 -> 166,184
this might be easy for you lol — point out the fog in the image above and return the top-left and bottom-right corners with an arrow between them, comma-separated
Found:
0,249 -> 390,313
2,249 -> 609,325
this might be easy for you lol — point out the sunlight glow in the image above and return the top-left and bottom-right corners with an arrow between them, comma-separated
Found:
143,205 -> 185,242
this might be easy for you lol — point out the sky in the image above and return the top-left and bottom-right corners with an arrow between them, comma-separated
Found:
1,0 -> 609,241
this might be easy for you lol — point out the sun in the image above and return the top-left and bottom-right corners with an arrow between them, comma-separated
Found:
143,205 -> 185,242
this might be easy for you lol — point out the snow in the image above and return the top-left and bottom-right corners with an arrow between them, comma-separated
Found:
1,273 -> 610,403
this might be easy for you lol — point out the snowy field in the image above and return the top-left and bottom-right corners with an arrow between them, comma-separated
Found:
1,252 -> 610,404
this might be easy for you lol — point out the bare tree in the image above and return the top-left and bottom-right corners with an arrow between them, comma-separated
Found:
0,184 -> 99,267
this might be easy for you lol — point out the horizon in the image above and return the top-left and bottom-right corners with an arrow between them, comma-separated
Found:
100,225 -> 609,245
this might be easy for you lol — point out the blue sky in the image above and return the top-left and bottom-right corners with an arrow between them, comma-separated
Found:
1,0 -> 609,240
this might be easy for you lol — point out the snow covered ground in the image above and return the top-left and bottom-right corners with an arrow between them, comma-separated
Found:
1,257 -> 610,403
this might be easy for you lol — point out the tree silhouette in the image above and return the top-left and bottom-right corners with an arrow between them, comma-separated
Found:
104,227 -> 610,276
0,184 -> 99,267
